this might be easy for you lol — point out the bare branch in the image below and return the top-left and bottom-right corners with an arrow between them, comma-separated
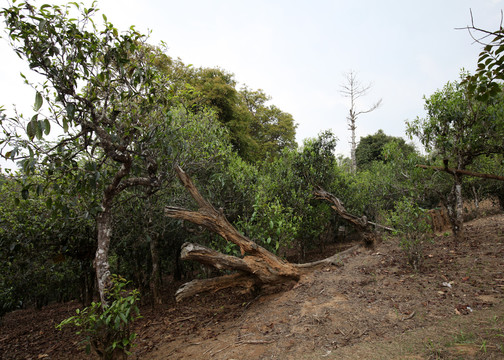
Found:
355,98 -> 383,117
340,70 -> 382,173
456,9 -> 504,46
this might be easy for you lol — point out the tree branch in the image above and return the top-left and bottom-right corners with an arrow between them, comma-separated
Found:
416,164 -> 504,181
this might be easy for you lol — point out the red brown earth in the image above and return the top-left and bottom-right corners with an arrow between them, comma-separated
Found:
1,211 -> 504,359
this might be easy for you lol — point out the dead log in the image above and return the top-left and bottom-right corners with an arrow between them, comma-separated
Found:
293,244 -> 362,269
175,273 -> 258,302
314,187 -> 387,244
165,166 -> 300,301
166,167 -> 373,301
175,242 -> 298,301
179,242 -> 251,272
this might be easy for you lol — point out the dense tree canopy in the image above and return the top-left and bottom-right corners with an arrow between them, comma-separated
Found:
355,129 -> 415,169
161,63 -> 297,162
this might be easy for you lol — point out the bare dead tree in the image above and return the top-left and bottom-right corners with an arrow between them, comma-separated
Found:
340,71 -> 382,173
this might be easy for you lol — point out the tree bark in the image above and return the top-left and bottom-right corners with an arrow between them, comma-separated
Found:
95,205 -> 113,307
174,243 -> 366,301
416,164 -> 504,181
166,167 -> 378,301
349,112 -> 357,174
313,187 -> 384,244
472,185 -> 480,211
94,163 -> 133,306
165,166 -> 300,301
175,273 -> 259,302
150,234 -> 162,305
293,244 -> 362,269
445,173 -> 465,239
340,71 -> 382,173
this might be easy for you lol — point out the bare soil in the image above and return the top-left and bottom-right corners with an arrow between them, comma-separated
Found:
1,212 -> 504,360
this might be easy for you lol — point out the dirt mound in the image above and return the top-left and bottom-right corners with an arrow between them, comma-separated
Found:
1,213 -> 504,359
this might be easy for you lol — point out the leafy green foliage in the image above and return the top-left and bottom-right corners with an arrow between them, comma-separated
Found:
57,275 -> 141,359
407,73 -> 504,169
355,129 -> 415,169
236,131 -> 337,258
238,86 -> 297,160
0,175 -> 92,316
467,26 -> 504,101
386,198 -> 432,270
172,66 -> 297,162
407,72 -> 504,236
238,197 -> 301,253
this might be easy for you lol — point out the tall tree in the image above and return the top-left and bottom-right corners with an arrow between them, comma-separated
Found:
407,73 -> 504,238
1,2 -> 178,305
239,86 -> 297,160
340,71 -> 382,173
178,67 -> 297,162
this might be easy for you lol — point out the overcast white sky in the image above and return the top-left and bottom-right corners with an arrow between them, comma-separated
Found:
1,0 -> 503,162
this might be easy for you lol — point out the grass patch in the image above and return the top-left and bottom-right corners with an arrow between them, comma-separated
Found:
429,314 -> 504,359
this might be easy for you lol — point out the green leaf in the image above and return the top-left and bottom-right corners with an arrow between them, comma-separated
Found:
34,91 -> 43,111
66,103 -> 75,120
38,19 -> 47,31
43,118 -> 51,135
63,117 -> 69,133
495,45 -> 504,56
26,116 -> 37,139
36,120 -> 43,140
21,188 -> 29,200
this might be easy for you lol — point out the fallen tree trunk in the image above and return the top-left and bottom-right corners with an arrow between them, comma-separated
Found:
166,166 -> 300,301
175,273 -> 258,302
179,242 -> 252,273
166,167 -> 376,301
293,244 -> 362,268
313,187 -> 386,244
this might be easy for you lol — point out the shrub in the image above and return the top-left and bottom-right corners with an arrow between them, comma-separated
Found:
387,198 -> 432,270
57,275 -> 141,359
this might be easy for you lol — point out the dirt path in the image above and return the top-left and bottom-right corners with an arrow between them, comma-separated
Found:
1,213 -> 503,359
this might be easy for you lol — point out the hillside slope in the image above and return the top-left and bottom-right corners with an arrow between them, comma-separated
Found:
1,213 -> 503,359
